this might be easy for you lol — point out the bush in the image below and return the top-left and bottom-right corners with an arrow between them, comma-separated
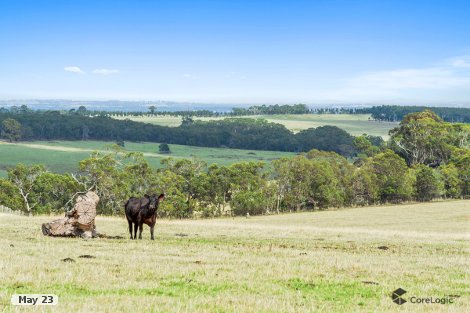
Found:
414,165 -> 443,201
231,190 -> 267,216
159,143 -> 171,154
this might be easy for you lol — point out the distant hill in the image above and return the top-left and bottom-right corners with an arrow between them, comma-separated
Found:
0,99 -> 239,113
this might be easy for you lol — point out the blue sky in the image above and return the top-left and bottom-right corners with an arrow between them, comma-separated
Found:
0,0 -> 469,105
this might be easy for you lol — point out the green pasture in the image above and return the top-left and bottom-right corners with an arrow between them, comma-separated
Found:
0,141 -> 295,174
112,114 -> 398,138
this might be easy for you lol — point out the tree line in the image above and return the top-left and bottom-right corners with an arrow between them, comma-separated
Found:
130,104 -> 470,122
356,105 -> 470,123
0,111 -> 370,156
0,103 -> 312,118
2,104 -> 469,123
1,110 -> 468,217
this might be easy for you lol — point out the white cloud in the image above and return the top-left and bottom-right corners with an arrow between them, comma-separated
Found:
92,69 -> 119,75
315,55 -> 470,104
64,66 -> 84,74
346,67 -> 470,90
448,55 -> 470,68
182,73 -> 200,79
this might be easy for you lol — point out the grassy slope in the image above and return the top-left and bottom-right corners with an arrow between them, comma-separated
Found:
0,141 -> 295,174
112,114 -> 398,138
0,142 -> 92,174
0,200 -> 468,312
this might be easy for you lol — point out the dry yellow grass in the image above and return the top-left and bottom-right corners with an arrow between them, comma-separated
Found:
1,200 -> 469,312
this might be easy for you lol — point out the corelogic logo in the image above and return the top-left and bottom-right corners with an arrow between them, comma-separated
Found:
391,288 -> 457,305
392,288 -> 407,305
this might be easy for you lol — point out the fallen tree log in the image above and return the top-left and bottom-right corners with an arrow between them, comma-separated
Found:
42,191 -> 100,238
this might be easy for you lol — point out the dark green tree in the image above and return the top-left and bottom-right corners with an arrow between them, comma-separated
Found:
0,178 -> 23,210
351,167 -> 380,205
181,116 -> 194,126
159,143 -> 171,154
19,105 -> 31,114
161,158 -> 207,216
354,135 -> 380,157
365,150 -> 414,203
414,165 -> 442,201
148,105 -> 157,115
450,149 -> 470,197
77,106 -> 87,115
438,164 -> 461,198
1,118 -> 22,142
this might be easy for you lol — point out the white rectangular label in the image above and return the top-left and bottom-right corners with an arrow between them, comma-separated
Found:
11,294 -> 58,306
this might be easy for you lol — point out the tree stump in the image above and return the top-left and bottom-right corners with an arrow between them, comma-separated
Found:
42,191 -> 100,238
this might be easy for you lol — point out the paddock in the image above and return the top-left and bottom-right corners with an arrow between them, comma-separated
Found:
0,200 -> 468,312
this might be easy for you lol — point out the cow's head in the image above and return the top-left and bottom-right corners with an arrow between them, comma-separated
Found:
149,193 -> 165,209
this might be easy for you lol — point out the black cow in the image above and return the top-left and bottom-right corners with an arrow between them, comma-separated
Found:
125,193 -> 164,240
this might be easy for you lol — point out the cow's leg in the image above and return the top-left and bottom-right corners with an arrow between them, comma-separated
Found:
138,223 -> 143,239
150,224 -> 155,240
128,220 -> 133,239
133,223 -> 138,240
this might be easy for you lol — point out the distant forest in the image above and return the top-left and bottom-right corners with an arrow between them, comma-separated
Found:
119,104 -> 470,123
2,103 -> 469,156
2,103 -> 469,123
119,104 -> 469,123
355,105 -> 470,123
0,109 -> 373,156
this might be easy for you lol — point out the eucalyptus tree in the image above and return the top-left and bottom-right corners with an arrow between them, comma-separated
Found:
390,110 -> 455,166
7,164 -> 45,214
1,118 -> 22,142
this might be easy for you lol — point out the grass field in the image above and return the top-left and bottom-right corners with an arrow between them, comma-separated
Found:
0,141 -> 295,174
1,201 -> 468,312
112,114 -> 398,138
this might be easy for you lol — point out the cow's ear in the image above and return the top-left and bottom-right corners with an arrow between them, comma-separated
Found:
158,193 -> 165,200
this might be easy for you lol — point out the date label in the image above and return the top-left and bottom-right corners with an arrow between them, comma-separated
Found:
11,294 -> 58,306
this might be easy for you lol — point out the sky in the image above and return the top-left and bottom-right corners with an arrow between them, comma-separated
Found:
0,0 -> 469,105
